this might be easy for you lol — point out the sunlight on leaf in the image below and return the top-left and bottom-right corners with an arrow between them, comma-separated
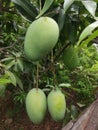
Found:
59,83 -> 71,87
77,21 -> 98,45
80,29 -> 98,48
6,71 -> 16,86
0,79 -> 11,85
63,0 -> 75,13
81,0 -> 97,19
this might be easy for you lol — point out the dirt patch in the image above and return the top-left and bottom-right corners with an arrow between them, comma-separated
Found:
0,91 -> 63,130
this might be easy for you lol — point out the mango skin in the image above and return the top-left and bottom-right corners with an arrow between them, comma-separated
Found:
26,88 -> 47,124
63,47 -> 80,70
47,89 -> 66,121
24,17 -> 59,61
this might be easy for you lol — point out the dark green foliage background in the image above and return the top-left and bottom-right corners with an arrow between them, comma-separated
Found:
0,0 -> 98,123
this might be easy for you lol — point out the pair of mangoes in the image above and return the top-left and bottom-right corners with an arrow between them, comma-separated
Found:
26,88 -> 66,124
24,17 -> 59,61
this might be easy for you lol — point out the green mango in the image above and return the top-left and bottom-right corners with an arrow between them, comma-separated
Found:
62,47 -> 80,70
47,89 -> 66,121
24,17 -> 59,61
26,88 -> 47,124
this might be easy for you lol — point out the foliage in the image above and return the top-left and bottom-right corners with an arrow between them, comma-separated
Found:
0,0 -> 98,124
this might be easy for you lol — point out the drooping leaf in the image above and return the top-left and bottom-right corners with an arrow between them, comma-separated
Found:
6,71 -> 16,86
36,0 -> 54,18
59,83 -> 71,88
81,0 -> 97,19
12,0 -> 38,21
14,74 -> 24,90
1,57 -> 14,62
5,60 -> 16,70
58,9 -> 65,31
0,85 -> 6,97
17,59 -> 24,72
63,0 -> 75,13
0,78 -> 11,85
77,20 -> 98,45
71,105 -> 78,119
80,29 -> 98,48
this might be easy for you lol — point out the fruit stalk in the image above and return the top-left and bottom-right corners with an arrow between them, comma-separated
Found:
36,62 -> 39,91
51,50 -> 58,87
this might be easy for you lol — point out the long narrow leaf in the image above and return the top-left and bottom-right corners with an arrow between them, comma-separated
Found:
58,9 -> 65,31
36,0 -> 54,18
63,0 -> 75,13
80,29 -> 98,48
6,71 -> 16,86
77,21 -> 98,45
81,0 -> 97,19
12,0 -> 37,21
0,78 -> 11,85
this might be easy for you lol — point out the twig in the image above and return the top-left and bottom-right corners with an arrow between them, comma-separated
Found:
0,41 -> 18,51
54,42 -> 70,61
36,62 -> 39,91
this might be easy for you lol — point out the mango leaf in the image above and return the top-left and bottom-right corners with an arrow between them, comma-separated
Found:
63,0 -> 75,13
14,74 -> 23,90
77,20 -> 98,45
59,83 -> 71,88
0,78 -> 11,85
0,85 -> 6,97
36,0 -> 54,18
93,0 -> 98,2
1,57 -> 14,62
81,0 -> 97,19
6,71 -> 16,86
58,9 -> 65,31
12,0 -> 37,21
5,60 -> 16,70
80,29 -> 98,48
17,59 -> 24,72
71,105 -> 78,119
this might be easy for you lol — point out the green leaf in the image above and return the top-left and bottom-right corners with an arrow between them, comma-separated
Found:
77,20 -> 98,45
93,0 -> 98,2
17,59 -> 24,72
1,57 -> 14,62
58,9 -> 65,31
63,0 -> 75,13
36,0 -> 54,18
0,78 -> 11,85
0,85 -> 6,97
59,83 -> 71,88
71,105 -> 78,119
14,74 -> 23,90
80,29 -> 98,48
81,0 -> 97,19
6,71 -> 16,86
12,0 -> 37,21
5,60 -> 16,70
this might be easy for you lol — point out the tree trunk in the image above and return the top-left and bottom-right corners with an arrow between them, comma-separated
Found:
62,98 -> 98,130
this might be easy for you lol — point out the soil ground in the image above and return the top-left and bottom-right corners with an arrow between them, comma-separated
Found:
0,91 -> 63,130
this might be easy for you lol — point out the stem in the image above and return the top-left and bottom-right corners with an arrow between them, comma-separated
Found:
51,50 -> 57,86
54,42 -> 70,61
36,62 -> 39,91
39,0 -> 42,12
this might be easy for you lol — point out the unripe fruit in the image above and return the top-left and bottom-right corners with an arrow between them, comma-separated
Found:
62,47 -> 80,70
24,17 -> 59,61
26,88 -> 47,124
47,89 -> 66,121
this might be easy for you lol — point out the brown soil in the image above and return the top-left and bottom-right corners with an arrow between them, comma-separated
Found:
0,91 -> 63,130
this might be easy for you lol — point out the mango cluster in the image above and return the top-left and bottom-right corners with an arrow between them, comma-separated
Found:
26,88 -> 66,124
